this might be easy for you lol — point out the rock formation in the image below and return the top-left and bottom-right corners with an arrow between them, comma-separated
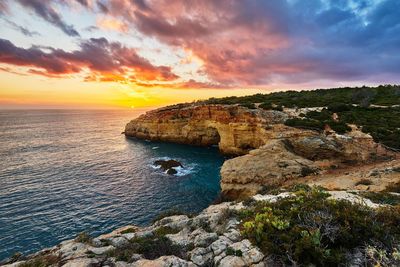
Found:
154,159 -> 183,175
2,190 -> 387,267
126,104 -> 398,198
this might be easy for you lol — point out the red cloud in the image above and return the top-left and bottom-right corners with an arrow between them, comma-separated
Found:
0,38 -> 179,83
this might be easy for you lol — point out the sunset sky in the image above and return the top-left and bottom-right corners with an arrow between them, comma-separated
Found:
0,0 -> 399,108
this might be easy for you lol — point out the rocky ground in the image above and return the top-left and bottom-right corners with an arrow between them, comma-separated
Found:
3,188 -> 396,267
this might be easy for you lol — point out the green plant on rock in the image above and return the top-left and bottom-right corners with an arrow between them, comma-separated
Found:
240,186 -> 400,266
74,231 -> 91,244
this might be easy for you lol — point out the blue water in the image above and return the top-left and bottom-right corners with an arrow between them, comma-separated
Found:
0,109 -> 225,260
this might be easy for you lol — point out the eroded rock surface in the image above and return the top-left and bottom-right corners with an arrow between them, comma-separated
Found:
126,104 -> 398,198
2,190 -> 388,267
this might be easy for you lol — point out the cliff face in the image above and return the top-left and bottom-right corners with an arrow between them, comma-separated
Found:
125,104 -> 299,155
126,104 -> 398,199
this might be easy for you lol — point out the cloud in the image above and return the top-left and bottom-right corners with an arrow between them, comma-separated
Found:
0,37 -> 179,82
89,0 -> 400,86
16,0 -> 80,36
2,18 -> 41,37
2,0 -> 400,88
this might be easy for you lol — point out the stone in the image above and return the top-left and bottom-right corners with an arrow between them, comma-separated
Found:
62,258 -> 99,267
87,245 -> 114,255
223,229 -> 241,242
242,248 -> 264,265
189,247 -> 213,266
166,229 -> 192,247
211,236 -> 233,256
219,256 -> 247,267
133,256 -> 195,267
153,160 -> 183,175
109,236 -> 129,248
194,232 -> 218,247
58,240 -> 88,260
221,140 -> 319,198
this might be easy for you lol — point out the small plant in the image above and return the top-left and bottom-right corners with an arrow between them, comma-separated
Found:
358,191 -> 400,205
355,179 -> 373,186
75,232 -> 91,244
154,226 -> 180,236
385,181 -> 400,193
121,227 -> 137,234
226,247 -> 243,257
19,254 -> 61,267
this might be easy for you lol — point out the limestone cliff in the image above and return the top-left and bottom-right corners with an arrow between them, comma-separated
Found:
125,104 -> 399,199
125,104 -> 306,155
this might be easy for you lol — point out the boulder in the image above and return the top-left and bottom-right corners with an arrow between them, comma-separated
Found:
153,160 -> 183,175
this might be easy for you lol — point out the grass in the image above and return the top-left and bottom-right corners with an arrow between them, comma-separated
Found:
239,186 -> 400,266
358,192 -> 400,205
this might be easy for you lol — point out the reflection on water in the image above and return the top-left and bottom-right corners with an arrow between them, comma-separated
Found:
0,110 -> 225,260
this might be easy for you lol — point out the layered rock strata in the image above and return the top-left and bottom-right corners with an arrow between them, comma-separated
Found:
126,104 -> 397,198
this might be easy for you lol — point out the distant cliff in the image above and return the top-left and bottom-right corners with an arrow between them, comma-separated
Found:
125,103 -> 399,198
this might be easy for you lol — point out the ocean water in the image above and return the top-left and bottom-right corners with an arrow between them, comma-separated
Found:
0,109 -> 225,260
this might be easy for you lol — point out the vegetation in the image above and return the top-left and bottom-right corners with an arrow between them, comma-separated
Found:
385,181 -> 400,193
358,192 -> 400,205
239,186 -> 400,266
355,178 -> 373,186
75,232 -> 91,244
105,226 -> 184,262
285,105 -> 400,149
203,85 -> 400,149
19,254 -> 61,267
120,227 -> 137,234
204,85 -> 400,108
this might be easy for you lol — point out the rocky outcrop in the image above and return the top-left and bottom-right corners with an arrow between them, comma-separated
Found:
3,190 -> 388,267
126,104 -> 397,199
125,104 -> 301,155
221,140 -> 319,198
154,159 -> 183,175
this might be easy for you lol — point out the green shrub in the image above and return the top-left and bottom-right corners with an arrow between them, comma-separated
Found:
75,232 -> 91,244
120,227 -> 137,234
226,247 -> 243,256
240,187 -> 400,266
358,192 -> 400,205
239,102 -> 257,109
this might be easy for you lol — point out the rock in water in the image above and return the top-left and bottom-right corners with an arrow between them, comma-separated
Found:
154,160 -> 183,175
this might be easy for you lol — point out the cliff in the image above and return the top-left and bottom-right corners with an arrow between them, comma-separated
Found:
125,104 -> 399,198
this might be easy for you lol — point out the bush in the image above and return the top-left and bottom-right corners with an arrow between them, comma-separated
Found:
240,187 -> 400,266
355,179 -> 373,186
75,232 -> 91,244
106,227 -> 185,262
358,192 -> 400,205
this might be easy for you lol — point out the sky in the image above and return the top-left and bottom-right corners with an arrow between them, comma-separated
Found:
0,0 -> 399,109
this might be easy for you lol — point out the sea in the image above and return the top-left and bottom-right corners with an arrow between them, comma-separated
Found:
0,109 -> 225,260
